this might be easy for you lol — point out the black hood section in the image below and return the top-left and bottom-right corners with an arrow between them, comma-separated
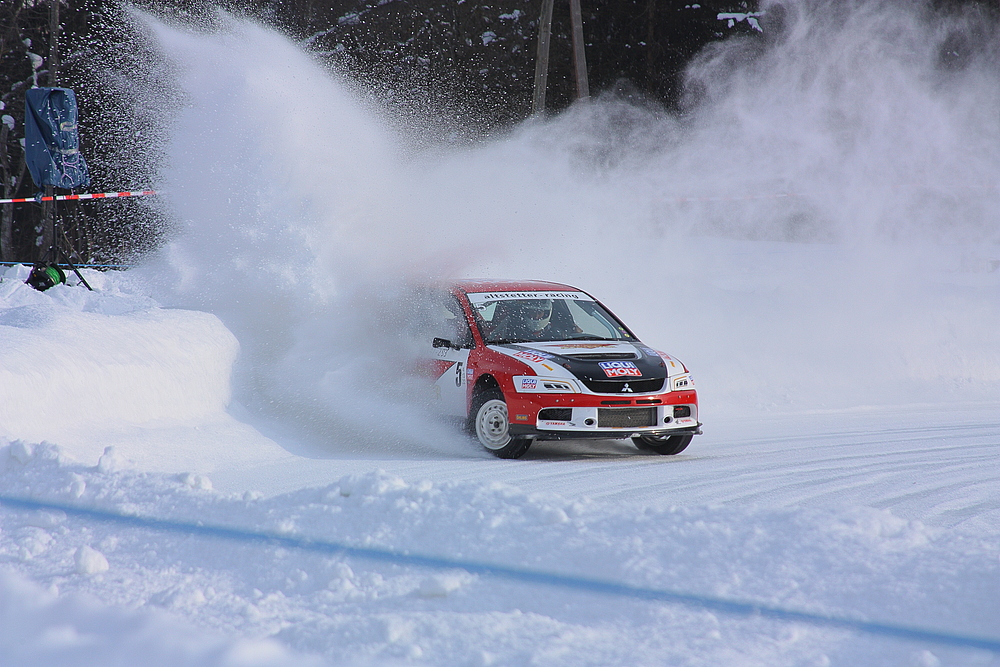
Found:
502,343 -> 668,394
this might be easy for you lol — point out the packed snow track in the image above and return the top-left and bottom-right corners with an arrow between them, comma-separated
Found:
1,265 -> 999,666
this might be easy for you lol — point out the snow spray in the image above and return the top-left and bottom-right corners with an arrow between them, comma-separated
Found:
103,0 -> 1000,455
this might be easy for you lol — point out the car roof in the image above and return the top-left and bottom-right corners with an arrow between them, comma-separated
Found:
451,279 -> 582,294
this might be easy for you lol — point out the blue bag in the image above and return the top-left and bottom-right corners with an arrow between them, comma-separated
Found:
24,87 -> 90,190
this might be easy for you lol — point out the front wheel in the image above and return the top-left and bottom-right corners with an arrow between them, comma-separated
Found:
470,391 -> 532,459
632,433 -> 693,456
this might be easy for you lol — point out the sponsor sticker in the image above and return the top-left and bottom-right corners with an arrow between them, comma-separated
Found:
467,291 -> 592,304
642,347 -> 675,363
515,414 -> 530,421
513,350 -> 550,364
514,376 -> 576,393
543,381 -> 572,391
466,367 -> 475,379
599,361 -> 642,378
552,343 -> 617,349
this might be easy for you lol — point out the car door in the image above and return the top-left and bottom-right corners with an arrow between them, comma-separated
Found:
428,293 -> 473,417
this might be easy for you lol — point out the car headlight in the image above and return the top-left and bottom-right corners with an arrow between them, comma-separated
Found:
513,376 -> 579,393
671,374 -> 694,391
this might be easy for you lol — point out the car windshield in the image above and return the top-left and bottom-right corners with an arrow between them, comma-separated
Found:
466,291 -> 635,344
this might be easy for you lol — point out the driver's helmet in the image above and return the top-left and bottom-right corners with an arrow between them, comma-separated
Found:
523,299 -> 553,332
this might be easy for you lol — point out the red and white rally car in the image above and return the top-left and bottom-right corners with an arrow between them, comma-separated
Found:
420,280 -> 700,458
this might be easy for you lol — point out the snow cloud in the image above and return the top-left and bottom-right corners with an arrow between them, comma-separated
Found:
100,0 -> 1000,437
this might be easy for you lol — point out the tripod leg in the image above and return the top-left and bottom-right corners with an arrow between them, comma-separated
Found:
52,201 -> 93,291
57,246 -> 92,291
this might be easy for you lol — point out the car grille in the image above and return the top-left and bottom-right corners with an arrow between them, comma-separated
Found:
581,378 -> 665,394
598,407 -> 657,428
564,353 -> 638,360
538,408 -> 572,421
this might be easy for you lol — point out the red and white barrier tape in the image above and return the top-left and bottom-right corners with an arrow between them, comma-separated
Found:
7,189 -> 790,206
0,189 -> 157,205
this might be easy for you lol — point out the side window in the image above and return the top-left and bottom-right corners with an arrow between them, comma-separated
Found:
434,294 -> 473,348
474,300 -> 498,325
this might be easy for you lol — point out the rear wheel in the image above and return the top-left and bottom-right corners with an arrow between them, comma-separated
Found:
632,433 -> 693,455
470,390 -> 532,459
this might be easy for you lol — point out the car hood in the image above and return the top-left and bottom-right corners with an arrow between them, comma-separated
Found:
491,340 -> 680,384
519,341 -> 642,356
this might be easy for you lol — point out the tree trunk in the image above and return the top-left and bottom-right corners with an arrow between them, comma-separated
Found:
568,0 -> 589,100
48,0 -> 59,86
532,0 -> 555,115
646,0 -> 657,86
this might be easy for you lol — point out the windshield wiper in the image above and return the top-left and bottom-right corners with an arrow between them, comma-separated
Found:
565,334 -> 617,341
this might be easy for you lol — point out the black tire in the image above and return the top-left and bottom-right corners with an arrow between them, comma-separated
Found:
632,433 -> 693,455
469,390 -> 532,459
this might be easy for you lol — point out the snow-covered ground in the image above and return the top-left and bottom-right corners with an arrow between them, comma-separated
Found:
2,258 -> 998,667
3,1 -> 1000,664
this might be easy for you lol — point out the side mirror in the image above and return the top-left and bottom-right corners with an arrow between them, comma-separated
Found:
433,337 -> 455,349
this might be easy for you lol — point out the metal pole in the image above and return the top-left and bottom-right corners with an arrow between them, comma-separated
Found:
532,0 -> 555,115
0,123 -> 13,262
42,190 -> 54,261
42,0 -> 60,261
568,0 -> 590,100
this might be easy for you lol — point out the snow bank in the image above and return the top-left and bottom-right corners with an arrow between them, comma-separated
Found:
0,265 -> 289,470
0,264 -> 236,438
1,441 -> 997,666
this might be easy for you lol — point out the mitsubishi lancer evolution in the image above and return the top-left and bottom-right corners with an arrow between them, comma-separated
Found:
419,280 -> 700,459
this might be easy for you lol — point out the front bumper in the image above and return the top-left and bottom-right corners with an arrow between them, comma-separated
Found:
510,422 -> 702,441
506,389 -> 699,440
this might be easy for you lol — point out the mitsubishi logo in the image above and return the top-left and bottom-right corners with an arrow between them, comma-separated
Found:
621,383 -> 633,393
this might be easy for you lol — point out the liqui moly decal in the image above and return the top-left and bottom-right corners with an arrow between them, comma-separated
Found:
519,377 -> 538,391
599,361 -> 642,378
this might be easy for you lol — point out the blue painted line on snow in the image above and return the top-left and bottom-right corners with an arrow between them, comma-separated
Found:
0,493 -> 997,653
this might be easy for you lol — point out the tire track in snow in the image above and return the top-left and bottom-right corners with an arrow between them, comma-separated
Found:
211,407 -> 1000,531
592,417 -> 1000,528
